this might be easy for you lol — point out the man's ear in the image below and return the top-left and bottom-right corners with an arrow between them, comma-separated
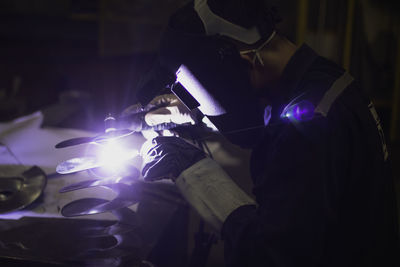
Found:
240,54 -> 255,69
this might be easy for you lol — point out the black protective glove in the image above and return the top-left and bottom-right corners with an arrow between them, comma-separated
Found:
141,136 -> 206,181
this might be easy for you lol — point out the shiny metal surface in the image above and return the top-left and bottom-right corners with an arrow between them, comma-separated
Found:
55,129 -> 133,149
56,156 -> 100,174
81,222 -> 137,238
0,166 -> 47,213
59,178 -> 116,193
59,172 -> 139,193
77,208 -> 140,239
94,129 -> 133,142
54,137 -> 96,149
88,165 -> 140,180
61,198 -> 138,217
61,183 -> 141,217
61,198 -> 109,217
74,231 -> 142,259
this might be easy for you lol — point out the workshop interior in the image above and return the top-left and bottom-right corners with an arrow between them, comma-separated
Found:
0,0 -> 399,266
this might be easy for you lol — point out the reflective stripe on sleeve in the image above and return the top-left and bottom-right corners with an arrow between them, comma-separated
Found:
315,72 -> 354,117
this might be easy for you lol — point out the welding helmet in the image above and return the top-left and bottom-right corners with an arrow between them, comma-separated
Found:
137,0 -> 280,148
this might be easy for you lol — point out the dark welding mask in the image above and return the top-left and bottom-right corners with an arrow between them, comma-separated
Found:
136,0 -> 279,148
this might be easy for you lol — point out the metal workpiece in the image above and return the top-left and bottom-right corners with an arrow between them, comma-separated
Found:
0,166 -> 47,214
58,175 -> 136,193
60,181 -> 141,217
57,176 -> 183,266
56,156 -> 101,175
51,113 -> 188,266
55,129 -> 133,149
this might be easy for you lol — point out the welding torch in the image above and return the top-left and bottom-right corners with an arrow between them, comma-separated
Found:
104,110 -> 183,134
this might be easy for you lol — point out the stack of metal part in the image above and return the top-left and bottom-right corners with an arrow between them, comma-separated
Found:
54,116 -> 186,266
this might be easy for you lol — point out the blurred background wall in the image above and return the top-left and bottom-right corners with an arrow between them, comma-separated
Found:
0,0 -> 399,139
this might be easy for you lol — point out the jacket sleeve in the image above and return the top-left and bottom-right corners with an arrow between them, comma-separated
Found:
221,119 -> 343,267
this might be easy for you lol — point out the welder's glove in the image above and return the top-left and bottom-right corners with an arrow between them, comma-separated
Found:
144,94 -> 196,126
122,94 -> 197,139
141,136 -> 256,231
144,94 -> 218,133
141,136 -> 206,181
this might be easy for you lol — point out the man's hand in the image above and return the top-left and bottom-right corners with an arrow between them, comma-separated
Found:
122,94 -> 198,139
141,137 -> 255,231
144,94 -> 196,126
141,136 -> 206,181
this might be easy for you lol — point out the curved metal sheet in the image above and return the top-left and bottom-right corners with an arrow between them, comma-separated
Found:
0,166 -> 47,213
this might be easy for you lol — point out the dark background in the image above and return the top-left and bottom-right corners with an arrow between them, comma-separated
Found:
0,0 -> 399,135
0,0 -> 398,133
0,0 -> 399,265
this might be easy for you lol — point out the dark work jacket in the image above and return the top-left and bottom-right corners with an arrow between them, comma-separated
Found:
221,45 -> 399,267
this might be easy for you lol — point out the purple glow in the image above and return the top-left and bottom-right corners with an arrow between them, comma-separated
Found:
293,106 -> 309,120
85,138 -> 140,178
282,100 -> 315,122
96,141 -> 138,177
264,105 -> 272,126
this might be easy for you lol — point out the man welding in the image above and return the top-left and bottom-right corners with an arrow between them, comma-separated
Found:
137,0 -> 399,266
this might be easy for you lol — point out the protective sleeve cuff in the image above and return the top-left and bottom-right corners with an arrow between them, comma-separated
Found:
175,158 -> 256,231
